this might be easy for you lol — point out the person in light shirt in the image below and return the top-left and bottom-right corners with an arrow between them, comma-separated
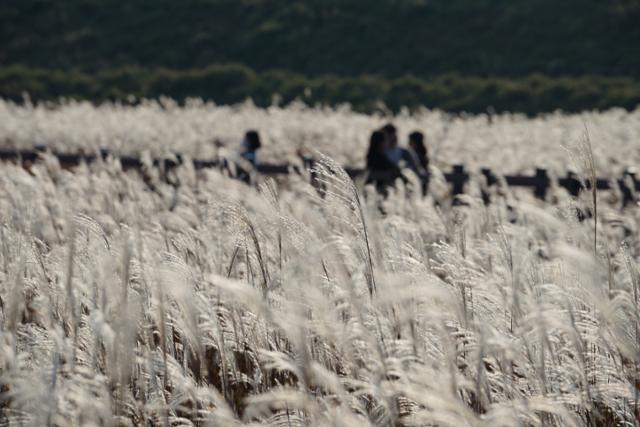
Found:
239,130 -> 261,166
381,123 -> 426,178
381,123 -> 403,164
235,130 -> 261,183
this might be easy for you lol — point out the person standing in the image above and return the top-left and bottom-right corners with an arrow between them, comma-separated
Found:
408,131 -> 428,171
239,130 -> 261,166
381,123 -> 403,165
408,130 -> 429,195
236,130 -> 261,183
366,130 -> 402,195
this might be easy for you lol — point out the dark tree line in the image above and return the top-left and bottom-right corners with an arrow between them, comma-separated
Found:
1,0 -> 640,112
2,65 -> 639,114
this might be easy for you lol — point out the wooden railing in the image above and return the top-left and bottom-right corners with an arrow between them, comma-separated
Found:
1,147 -> 638,207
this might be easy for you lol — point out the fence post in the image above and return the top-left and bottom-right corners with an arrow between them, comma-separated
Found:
451,164 -> 468,196
621,167 -> 637,208
564,171 -> 583,197
533,168 -> 550,200
480,167 -> 496,205
99,147 -> 110,160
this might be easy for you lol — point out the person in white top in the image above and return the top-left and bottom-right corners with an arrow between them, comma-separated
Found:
382,123 -> 403,164
239,130 -> 261,166
382,123 -> 426,177
236,130 -> 261,183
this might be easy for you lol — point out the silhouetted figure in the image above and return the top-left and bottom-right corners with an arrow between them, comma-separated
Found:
240,130 -> 261,166
408,131 -> 428,171
381,123 -> 403,165
236,130 -> 261,183
408,131 -> 429,195
366,130 -> 402,194
381,123 -> 424,175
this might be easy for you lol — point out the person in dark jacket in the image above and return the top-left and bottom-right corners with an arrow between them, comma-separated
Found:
408,131 -> 429,195
366,130 -> 402,194
408,131 -> 428,171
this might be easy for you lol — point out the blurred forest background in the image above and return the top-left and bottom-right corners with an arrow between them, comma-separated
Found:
2,0 -> 640,114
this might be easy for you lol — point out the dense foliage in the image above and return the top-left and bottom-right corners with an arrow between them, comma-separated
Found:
2,0 -> 640,112
2,65 -> 640,114
4,0 -> 640,76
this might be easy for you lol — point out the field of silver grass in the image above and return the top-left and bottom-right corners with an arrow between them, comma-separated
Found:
1,102 -> 640,426
1,99 -> 639,175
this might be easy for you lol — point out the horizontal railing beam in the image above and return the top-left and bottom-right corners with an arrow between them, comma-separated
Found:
1,148 -> 638,206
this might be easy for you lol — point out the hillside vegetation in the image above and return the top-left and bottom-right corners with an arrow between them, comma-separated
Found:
2,0 -> 640,112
